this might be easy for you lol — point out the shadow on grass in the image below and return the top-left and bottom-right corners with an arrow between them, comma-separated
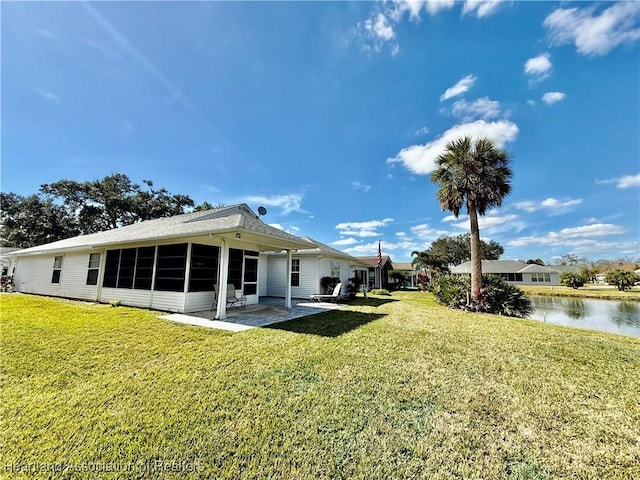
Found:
343,297 -> 399,308
267,309 -> 386,337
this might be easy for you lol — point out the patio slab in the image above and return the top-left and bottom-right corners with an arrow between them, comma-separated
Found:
158,297 -> 342,331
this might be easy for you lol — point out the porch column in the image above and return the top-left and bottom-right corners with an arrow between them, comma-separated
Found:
215,239 -> 230,320
284,249 -> 292,309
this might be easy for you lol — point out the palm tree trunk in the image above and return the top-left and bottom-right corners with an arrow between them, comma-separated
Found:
468,202 -> 483,303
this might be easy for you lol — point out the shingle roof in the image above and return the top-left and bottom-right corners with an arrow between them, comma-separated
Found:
264,237 -> 369,267
11,204 -> 312,256
357,255 -> 393,269
450,260 -> 560,274
394,262 -> 415,271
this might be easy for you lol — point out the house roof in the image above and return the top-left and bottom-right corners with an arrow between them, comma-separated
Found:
357,255 -> 394,269
450,260 -> 560,274
394,262 -> 415,272
264,236 -> 369,267
10,204 -> 313,256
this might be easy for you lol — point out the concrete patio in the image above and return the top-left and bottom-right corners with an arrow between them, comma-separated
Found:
159,296 -> 343,332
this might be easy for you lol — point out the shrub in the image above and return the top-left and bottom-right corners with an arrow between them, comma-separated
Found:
605,270 -> 638,291
480,275 -> 533,318
430,275 -> 469,309
370,289 -> 391,296
320,276 -> 339,294
560,271 -> 585,289
346,276 -> 363,299
431,274 -> 532,318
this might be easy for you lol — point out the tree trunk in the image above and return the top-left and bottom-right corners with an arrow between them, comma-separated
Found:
468,202 -> 483,303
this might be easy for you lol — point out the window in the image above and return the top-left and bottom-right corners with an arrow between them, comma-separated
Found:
531,273 -> 551,283
102,247 -> 156,290
291,259 -> 300,287
154,243 -> 188,292
52,256 -> 63,283
189,244 -> 219,292
501,273 -> 523,282
86,253 -> 101,285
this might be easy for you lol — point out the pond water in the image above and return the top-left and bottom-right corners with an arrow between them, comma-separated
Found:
529,296 -> 640,338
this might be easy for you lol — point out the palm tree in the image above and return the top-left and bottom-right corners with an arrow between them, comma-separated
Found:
430,136 -> 512,303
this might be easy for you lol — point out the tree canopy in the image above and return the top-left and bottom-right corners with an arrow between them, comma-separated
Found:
1,174 -> 196,248
425,233 -> 504,267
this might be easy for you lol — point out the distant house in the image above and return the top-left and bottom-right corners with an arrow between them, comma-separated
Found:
1,247 -> 20,276
450,260 -> 560,286
8,205 -> 319,319
392,262 -> 418,287
356,255 -> 394,290
261,237 -> 369,299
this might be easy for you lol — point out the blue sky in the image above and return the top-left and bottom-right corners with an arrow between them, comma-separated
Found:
2,1 -> 639,264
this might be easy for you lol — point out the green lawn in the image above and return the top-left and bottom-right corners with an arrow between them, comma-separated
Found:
1,293 -> 639,479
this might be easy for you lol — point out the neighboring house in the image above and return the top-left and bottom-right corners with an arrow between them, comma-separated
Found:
393,262 -> 417,287
450,260 -> 560,286
262,237 -> 369,299
8,205 -> 315,319
1,247 -> 20,276
356,255 -> 394,290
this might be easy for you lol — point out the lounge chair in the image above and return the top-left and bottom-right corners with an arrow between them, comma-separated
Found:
310,282 -> 342,302
212,284 -> 247,310
225,283 -> 247,309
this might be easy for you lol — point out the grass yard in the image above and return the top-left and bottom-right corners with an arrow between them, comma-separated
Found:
1,293 -> 639,479
518,285 -> 640,301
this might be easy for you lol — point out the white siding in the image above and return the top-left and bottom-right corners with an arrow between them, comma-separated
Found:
266,255 -> 319,299
258,254 -> 269,296
184,291 -> 216,313
150,291 -> 185,312
14,252 -> 99,301
99,287 -> 153,309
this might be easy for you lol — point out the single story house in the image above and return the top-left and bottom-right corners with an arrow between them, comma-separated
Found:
356,255 -> 394,290
8,204 -> 331,319
450,260 -> 561,286
262,236 -> 369,298
393,262 -> 418,287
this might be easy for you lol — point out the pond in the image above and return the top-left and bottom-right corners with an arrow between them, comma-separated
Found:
528,296 -> 640,338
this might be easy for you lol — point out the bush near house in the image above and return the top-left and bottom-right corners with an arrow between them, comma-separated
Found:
560,271 -> 586,289
431,274 -> 532,318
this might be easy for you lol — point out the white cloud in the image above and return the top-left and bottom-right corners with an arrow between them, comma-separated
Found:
243,194 -> 305,215
598,173 -> 640,189
364,12 -> 395,42
515,197 -> 582,214
450,97 -> 502,120
542,91 -> 566,105
544,2 -> 640,56
462,0 -> 503,18
440,75 -> 476,101
268,223 -> 299,234
508,223 -> 626,247
448,212 -> 523,235
524,53 -> 552,81
415,126 -> 430,135
335,218 -> 394,237
351,181 -> 372,193
34,89 -> 62,105
387,119 -> 519,175
410,223 -> 448,241
331,237 -> 359,246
